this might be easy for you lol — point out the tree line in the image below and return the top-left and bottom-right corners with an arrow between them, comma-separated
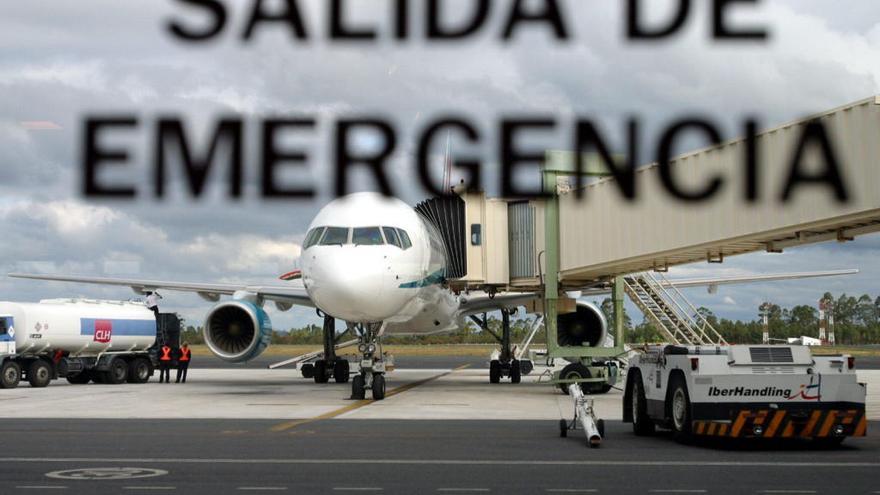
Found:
178,292 -> 880,347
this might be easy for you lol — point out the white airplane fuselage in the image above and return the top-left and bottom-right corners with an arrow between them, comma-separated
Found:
300,193 -> 460,334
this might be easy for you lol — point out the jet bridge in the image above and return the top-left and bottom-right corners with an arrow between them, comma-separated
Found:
440,96 -> 880,363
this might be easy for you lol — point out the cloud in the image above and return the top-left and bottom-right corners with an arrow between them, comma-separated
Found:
0,0 -> 878,329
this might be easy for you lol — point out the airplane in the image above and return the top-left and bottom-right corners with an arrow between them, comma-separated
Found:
9,192 -> 858,400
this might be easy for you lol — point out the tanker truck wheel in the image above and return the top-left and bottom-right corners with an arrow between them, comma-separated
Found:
0,361 -> 21,389
106,357 -> 129,385
127,357 -> 152,384
27,360 -> 52,388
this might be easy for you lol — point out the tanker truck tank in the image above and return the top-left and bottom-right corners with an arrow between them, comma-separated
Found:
0,299 -> 169,389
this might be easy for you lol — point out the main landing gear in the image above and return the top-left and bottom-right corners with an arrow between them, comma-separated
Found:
471,309 -> 532,384
302,314 -> 351,384
350,323 -> 387,401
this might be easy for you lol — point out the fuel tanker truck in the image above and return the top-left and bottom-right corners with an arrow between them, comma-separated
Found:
0,299 -> 180,388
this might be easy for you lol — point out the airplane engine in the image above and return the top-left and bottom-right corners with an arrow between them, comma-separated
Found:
556,301 -> 608,348
203,300 -> 272,362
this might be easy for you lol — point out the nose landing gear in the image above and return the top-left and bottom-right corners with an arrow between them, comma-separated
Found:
350,323 -> 388,401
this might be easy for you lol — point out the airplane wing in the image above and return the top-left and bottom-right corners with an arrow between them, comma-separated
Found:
7,273 -> 314,307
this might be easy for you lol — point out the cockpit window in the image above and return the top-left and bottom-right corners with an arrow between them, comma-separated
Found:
382,227 -> 402,248
320,227 -> 350,246
352,227 -> 384,246
303,227 -> 326,249
396,228 -> 412,249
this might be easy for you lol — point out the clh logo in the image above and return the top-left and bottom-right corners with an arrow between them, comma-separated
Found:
94,320 -> 112,343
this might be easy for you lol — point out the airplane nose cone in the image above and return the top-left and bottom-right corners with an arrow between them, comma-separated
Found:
304,249 -> 404,322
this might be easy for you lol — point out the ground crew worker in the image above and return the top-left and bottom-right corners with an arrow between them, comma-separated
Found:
145,291 -> 162,319
176,342 -> 191,383
159,344 -> 172,383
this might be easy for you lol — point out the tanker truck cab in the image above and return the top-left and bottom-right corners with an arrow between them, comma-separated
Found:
0,299 -> 176,389
624,344 -> 867,445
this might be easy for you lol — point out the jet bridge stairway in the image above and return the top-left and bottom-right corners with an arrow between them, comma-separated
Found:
623,272 -> 727,346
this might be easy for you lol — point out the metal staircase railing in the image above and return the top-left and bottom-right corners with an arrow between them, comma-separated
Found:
623,272 -> 728,346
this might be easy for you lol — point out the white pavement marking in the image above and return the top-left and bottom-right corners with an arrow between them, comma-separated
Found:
545,490 -> 598,493
122,488 -> 176,491
3,457 -> 879,468
437,489 -> 491,492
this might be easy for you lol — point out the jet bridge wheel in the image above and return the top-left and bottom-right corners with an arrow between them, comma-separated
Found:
558,363 -> 592,395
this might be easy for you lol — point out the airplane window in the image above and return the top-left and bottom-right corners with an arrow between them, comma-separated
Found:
320,227 -> 350,245
303,227 -> 325,249
382,227 -> 402,248
353,227 -> 384,246
396,228 -> 412,250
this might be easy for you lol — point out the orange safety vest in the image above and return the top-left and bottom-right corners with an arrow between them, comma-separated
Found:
160,346 -> 172,361
179,347 -> 191,362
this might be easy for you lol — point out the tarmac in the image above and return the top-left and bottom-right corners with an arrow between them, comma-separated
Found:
0,358 -> 877,494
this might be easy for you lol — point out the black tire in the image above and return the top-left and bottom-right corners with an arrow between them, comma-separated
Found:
300,363 -> 315,379
520,360 -> 534,375
27,359 -> 52,388
0,361 -> 21,389
598,384 -> 613,394
510,360 -> 522,384
66,373 -> 91,385
351,374 -> 366,400
314,359 -> 329,384
559,419 -> 568,438
106,357 -> 128,385
333,359 -> 350,384
489,360 -> 501,384
371,373 -> 386,401
668,376 -> 693,442
128,357 -> 152,384
91,372 -> 107,384
558,363 -> 591,395
631,371 -> 655,436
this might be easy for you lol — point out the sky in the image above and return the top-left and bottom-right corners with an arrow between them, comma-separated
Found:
1,0 -> 879,330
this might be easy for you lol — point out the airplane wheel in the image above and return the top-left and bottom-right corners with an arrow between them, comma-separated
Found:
314,360 -> 329,384
510,360 -> 522,384
333,359 -> 350,383
0,361 -> 21,389
351,374 -> 366,400
489,360 -> 501,384
28,359 -> 52,388
371,373 -> 386,401
300,363 -> 315,379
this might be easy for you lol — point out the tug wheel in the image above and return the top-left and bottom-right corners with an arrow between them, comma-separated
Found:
669,376 -> 693,442
630,371 -> 655,436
